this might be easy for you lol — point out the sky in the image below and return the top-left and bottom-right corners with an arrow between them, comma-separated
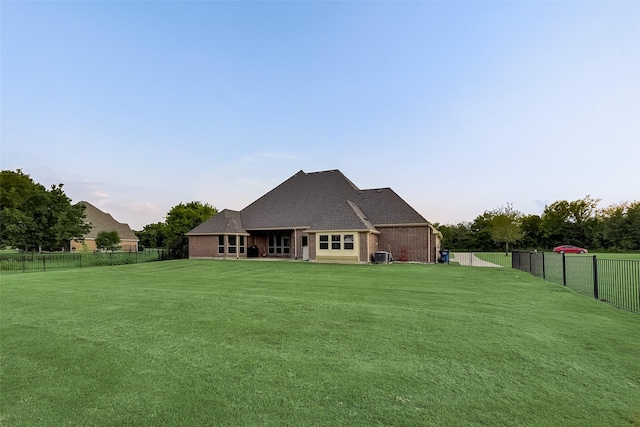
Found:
2,1 -> 639,231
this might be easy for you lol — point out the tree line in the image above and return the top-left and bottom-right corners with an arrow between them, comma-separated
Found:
134,201 -> 217,257
0,170 -> 90,251
435,196 -> 640,252
3,170 -> 638,254
1,169 -> 217,256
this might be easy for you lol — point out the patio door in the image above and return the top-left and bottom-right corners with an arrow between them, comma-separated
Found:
268,233 -> 291,255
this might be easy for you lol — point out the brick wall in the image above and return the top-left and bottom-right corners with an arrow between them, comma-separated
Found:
359,233 -> 368,262
120,240 -> 138,252
376,226 -> 434,263
71,239 -> 97,252
308,234 -> 316,261
359,232 -> 379,263
189,235 -> 217,258
71,239 -> 138,253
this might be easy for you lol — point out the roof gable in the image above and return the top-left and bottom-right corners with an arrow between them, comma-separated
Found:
186,209 -> 248,235
308,200 -> 377,232
354,188 -> 428,225
240,170 -> 361,229
187,169 -> 432,235
78,201 -> 139,241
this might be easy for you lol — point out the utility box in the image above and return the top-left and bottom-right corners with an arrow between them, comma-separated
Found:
374,251 -> 393,264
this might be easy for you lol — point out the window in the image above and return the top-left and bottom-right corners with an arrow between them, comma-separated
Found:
239,236 -> 245,254
344,234 -> 354,250
269,233 -> 291,254
228,235 -> 237,254
319,235 -> 329,250
332,235 -> 341,250
218,235 -> 224,254
302,236 -> 308,247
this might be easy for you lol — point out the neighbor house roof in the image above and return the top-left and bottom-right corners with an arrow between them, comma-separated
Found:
78,201 -> 139,241
188,169 -> 433,236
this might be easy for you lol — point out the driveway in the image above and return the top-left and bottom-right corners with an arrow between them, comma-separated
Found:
451,252 -> 503,268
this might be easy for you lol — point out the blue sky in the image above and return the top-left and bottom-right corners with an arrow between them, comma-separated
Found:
2,1 -> 639,230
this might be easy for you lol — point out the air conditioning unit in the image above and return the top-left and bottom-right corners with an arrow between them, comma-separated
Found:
374,251 -> 393,264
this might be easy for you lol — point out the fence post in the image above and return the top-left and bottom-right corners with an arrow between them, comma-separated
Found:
593,255 -> 599,300
542,252 -> 546,280
562,253 -> 567,286
528,251 -> 532,274
43,256 -> 46,272
22,255 -> 26,273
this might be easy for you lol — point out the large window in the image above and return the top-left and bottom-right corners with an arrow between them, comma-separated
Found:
319,235 -> 329,250
319,233 -> 355,251
344,235 -> 354,250
218,235 -> 224,254
228,235 -> 237,254
331,235 -> 341,250
269,234 -> 290,254
239,236 -> 245,254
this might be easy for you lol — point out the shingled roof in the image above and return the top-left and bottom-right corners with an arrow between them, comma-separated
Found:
187,209 -> 249,235
188,169 -> 431,235
308,200 -> 378,232
78,201 -> 139,241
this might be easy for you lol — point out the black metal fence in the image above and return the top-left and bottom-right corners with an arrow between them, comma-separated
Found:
512,251 -> 640,314
0,249 -> 178,274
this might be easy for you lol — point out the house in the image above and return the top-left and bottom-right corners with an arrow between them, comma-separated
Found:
187,170 -> 441,263
70,201 -> 139,252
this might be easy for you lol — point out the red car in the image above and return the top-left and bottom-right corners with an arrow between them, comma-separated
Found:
553,245 -> 588,254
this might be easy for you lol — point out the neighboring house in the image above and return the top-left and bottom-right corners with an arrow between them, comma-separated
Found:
70,201 -> 139,252
187,170 -> 441,263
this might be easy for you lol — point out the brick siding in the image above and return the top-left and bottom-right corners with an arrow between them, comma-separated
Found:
376,226 -> 434,263
189,235 -> 218,258
71,239 -> 138,253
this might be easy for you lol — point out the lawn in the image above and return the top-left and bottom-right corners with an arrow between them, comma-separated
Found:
0,249 -> 168,273
472,252 -> 512,267
576,253 -> 640,261
1,260 -> 639,426
472,251 -> 640,268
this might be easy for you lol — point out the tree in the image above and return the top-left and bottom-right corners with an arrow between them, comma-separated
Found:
434,222 -> 475,250
599,201 -> 640,250
520,214 -> 544,249
164,201 -> 218,258
540,196 -> 600,248
487,203 -> 524,255
135,222 -> 169,249
0,169 -> 90,251
470,213 -> 500,251
95,231 -> 121,251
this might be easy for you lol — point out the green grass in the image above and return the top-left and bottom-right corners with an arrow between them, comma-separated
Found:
473,252 -> 512,267
1,261 -> 639,426
471,252 -> 640,267
574,253 -> 640,261
0,249 -> 166,273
